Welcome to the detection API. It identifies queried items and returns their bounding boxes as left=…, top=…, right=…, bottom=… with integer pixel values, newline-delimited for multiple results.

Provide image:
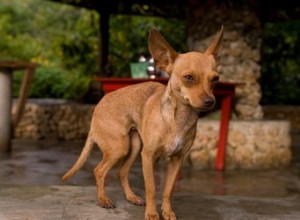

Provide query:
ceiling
left=49, top=0, right=187, bottom=19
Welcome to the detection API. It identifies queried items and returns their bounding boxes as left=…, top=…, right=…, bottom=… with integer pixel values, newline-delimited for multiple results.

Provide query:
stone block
left=187, top=120, right=291, bottom=170
left=12, top=101, right=291, bottom=170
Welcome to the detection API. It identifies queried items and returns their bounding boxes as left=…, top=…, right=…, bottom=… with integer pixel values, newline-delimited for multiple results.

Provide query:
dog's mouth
left=189, top=100, right=215, bottom=112
left=183, top=95, right=215, bottom=112
left=193, top=105, right=214, bottom=112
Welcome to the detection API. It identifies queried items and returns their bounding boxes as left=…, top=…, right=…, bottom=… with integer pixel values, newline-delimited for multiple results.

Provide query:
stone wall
left=13, top=100, right=94, bottom=140
left=263, top=106, right=300, bottom=134
left=12, top=101, right=291, bottom=170
left=186, top=120, right=291, bottom=170
left=187, top=0, right=263, bottom=120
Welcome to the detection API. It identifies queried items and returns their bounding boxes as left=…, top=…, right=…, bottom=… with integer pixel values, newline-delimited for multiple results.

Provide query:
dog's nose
left=203, top=97, right=215, bottom=108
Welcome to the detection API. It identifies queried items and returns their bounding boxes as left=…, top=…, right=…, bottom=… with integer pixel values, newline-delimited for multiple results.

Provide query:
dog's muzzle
left=203, top=97, right=215, bottom=109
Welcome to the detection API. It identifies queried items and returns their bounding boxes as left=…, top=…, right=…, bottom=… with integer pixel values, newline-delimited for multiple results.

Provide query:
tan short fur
left=62, top=27, right=223, bottom=220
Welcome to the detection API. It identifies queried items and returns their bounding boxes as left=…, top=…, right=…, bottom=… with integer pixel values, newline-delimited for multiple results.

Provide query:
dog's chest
left=168, top=135, right=184, bottom=155
left=160, top=106, right=199, bottom=157
left=166, top=125, right=197, bottom=156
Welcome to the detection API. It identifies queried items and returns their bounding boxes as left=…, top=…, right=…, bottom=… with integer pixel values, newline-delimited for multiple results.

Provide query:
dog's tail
left=61, top=132, right=94, bottom=182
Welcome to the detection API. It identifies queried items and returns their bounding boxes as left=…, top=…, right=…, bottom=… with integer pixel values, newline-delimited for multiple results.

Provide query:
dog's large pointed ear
left=205, top=26, right=224, bottom=63
left=148, top=28, right=178, bottom=74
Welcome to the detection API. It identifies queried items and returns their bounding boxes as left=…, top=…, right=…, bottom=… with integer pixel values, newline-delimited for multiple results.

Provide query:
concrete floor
left=1, top=185, right=300, bottom=220
left=0, top=137, right=300, bottom=219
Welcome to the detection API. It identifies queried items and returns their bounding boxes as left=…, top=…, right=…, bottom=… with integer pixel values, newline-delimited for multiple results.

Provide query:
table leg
left=13, top=67, right=35, bottom=128
left=215, top=95, right=232, bottom=171
left=0, top=70, right=12, bottom=153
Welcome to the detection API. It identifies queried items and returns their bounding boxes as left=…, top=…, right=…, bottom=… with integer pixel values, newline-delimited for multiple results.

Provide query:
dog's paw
left=162, top=211, right=177, bottom=220
left=127, top=195, right=146, bottom=206
left=145, top=211, right=159, bottom=220
left=99, top=197, right=116, bottom=209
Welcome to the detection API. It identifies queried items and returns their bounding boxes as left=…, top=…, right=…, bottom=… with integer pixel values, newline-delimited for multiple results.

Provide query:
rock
left=263, top=105, right=300, bottom=135
left=187, top=2, right=263, bottom=120
left=13, top=100, right=94, bottom=140
left=188, top=120, right=291, bottom=170
left=228, top=130, right=246, bottom=149
left=189, top=149, right=210, bottom=168
left=12, top=101, right=292, bottom=170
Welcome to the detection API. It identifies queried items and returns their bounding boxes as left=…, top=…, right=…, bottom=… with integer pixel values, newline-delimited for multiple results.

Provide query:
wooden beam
left=48, top=0, right=186, bottom=19
left=98, top=11, right=110, bottom=76
left=13, top=67, right=36, bottom=128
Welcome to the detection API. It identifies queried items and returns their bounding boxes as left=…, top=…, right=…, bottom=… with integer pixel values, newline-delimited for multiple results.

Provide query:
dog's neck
left=161, top=83, right=199, bottom=128
left=160, top=83, right=199, bottom=156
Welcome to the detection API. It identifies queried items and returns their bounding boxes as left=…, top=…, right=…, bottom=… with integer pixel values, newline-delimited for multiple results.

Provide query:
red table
left=95, top=77, right=236, bottom=171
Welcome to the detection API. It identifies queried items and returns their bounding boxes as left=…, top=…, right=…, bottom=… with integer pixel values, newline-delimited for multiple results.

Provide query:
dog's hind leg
left=94, top=135, right=130, bottom=208
left=119, top=131, right=145, bottom=206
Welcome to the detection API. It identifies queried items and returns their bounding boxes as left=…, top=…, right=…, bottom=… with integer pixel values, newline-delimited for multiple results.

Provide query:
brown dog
left=62, top=27, right=223, bottom=220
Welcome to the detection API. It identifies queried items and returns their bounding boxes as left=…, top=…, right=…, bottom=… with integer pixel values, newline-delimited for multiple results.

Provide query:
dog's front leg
left=141, top=150, right=159, bottom=220
left=161, top=155, right=183, bottom=220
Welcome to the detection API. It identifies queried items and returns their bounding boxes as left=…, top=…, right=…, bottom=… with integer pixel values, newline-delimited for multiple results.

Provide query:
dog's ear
left=148, top=28, right=178, bottom=74
left=205, top=26, right=224, bottom=63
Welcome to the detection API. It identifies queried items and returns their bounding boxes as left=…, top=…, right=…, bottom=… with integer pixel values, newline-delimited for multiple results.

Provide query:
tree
left=0, top=0, right=186, bottom=100
left=261, top=21, right=300, bottom=105
left=0, top=0, right=97, bottom=100
left=109, top=15, right=186, bottom=77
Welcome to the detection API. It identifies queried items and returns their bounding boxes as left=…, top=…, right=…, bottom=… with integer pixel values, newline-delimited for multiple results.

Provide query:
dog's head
left=148, top=27, right=223, bottom=111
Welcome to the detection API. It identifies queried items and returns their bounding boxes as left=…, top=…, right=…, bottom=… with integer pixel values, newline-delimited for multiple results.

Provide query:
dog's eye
left=183, top=75, right=194, bottom=83
left=211, top=76, right=219, bottom=88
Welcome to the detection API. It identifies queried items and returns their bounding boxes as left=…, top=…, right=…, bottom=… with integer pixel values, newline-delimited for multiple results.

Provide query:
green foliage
left=63, top=72, right=91, bottom=100
left=0, top=0, right=40, bottom=60
left=57, top=10, right=99, bottom=76
left=21, top=67, right=67, bottom=99
left=13, top=66, right=91, bottom=100
left=0, top=0, right=186, bottom=99
left=0, top=0, right=97, bottom=100
left=109, top=15, right=186, bottom=77
left=261, top=21, right=300, bottom=105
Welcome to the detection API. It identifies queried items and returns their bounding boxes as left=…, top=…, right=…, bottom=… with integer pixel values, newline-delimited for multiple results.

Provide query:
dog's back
left=92, top=81, right=166, bottom=131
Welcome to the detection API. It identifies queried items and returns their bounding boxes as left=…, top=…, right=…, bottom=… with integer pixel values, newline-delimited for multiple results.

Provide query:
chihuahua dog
left=62, top=27, right=223, bottom=220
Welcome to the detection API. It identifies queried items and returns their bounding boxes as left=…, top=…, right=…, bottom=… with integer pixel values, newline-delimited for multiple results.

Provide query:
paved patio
left=0, top=137, right=300, bottom=219
left=1, top=185, right=300, bottom=220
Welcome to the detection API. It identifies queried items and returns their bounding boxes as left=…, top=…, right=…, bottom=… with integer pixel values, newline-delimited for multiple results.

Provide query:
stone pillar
left=187, top=0, right=263, bottom=119
left=0, top=70, right=12, bottom=153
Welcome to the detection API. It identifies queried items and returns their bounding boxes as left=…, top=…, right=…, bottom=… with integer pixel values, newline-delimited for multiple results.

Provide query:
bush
left=261, top=21, right=300, bottom=105
left=13, top=66, right=91, bottom=101
left=0, top=0, right=96, bottom=101
left=2, top=0, right=186, bottom=100
left=109, top=15, right=186, bottom=77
